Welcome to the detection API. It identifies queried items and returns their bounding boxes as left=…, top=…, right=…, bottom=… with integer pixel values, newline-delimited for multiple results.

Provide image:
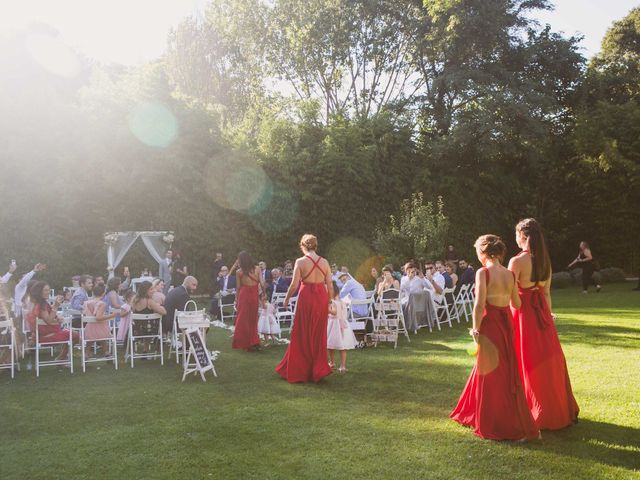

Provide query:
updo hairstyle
left=474, top=234, right=507, bottom=261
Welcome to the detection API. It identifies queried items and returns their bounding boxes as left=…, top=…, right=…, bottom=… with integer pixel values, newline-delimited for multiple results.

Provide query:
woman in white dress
left=327, top=281, right=357, bottom=372
left=258, top=293, right=280, bottom=345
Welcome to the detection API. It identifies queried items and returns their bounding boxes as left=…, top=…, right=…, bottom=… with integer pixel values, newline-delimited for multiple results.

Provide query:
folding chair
left=169, top=299, right=201, bottom=363
left=0, top=318, right=16, bottom=378
left=371, top=289, right=409, bottom=348
left=347, top=296, right=375, bottom=334
left=177, top=310, right=215, bottom=378
left=433, top=293, right=453, bottom=330
left=80, top=315, right=118, bottom=372
left=407, top=291, right=431, bottom=333
left=218, top=294, right=236, bottom=325
left=275, top=296, right=297, bottom=336
left=443, top=287, right=460, bottom=323
left=35, top=319, right=73, bottom=376
left=454, top=284, right=471, bottom=322
left=125, top=313, right=163, bottom=367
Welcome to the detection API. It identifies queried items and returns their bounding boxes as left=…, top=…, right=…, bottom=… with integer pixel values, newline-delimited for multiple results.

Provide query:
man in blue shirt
left=339, top=272, right=368, bottom=316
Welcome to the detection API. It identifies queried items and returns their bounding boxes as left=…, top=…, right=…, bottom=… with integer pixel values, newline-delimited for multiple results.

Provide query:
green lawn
left=1, top=283, right=639, bottom=479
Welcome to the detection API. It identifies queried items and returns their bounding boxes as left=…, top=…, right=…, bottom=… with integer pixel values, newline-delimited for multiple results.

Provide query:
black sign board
left=186, top=329, right=213, bottom=373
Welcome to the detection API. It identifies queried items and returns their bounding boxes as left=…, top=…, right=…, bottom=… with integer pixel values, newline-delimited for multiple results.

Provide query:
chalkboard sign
left=183, top=328, right=216, bottom=381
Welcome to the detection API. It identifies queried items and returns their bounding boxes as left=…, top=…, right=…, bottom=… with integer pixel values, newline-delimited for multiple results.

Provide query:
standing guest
left=269, top=268, right=290, bottom=298
left=258, top=261, right=271, bottom=295
left=171, top=252, right=188, bottom=289
left=445, top=262, right=458, bottom=288
left=14, top=263, right=46, bottom=318
left=131, top=281, right=166, bottom=355
left=231, top=251, right=263, bottom=351
left=71, top=275, right=94, bottom=311
left=331, top=264, right=342, bottom=288
left=376, top=266, right=400, bottom=296
left=28, top=281, right=79, bottom=361
left=159, top=249, right=173, bottom=294
left=119, top=266, right=132, bottom=291
left=164, top=276, right=198, bottom=335
left=82, top=283, right=120, bottom=359
left=276, top=234, right=333, bottom=383
left=510, top=219, right=579, bottom=430
left=436, top=260, right=453, bottom=289
left=327, top=281, right=357, bottom=373
left=445, top=244, right=459, bottom=264
left=450, top=235, right=539, bottom=442
left=338, top=272, right=368, bottom=316
left=567, top=241, right=601, bottom=294
left=211, top=265, right=237, bottom=318
left=457, top=258, right=475, bottom=291
left=211, top=252, right=224, bottom=293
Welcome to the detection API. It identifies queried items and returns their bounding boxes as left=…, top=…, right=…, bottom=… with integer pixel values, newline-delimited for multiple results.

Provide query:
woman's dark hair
left=29, top=281, right=49, bottom=307
left=134, top=281, right=152, bottom=302
left=106, top=276, right=121, bottom=293
left=123, top=289, right=135, bottom=301
left=516, top=218, right=551, bottom=282
left=382, top=265, right=394, bottom=274
left=22, top=279, right=38, bottom=304
left=93, top=283, right=106, bottom=298
left=237, top=251, right=255, bottom=277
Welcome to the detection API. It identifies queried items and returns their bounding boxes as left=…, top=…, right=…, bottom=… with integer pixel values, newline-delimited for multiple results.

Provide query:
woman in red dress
left=276, top=234, right=334, bottom=383
left=509, top=218, right=579, bottom=430
left=451, top=235, right=540, bottom=441
left=231, top=251, right=263, bottom=351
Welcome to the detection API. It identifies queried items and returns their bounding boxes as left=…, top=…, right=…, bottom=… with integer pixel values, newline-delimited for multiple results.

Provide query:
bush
left=551, top=271, right=572, bottom=289
left=598, top=267, right=626, bottom=283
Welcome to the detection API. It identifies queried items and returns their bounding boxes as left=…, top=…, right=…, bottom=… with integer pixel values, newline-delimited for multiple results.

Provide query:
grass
left=1, top=283, right=639, bottom=479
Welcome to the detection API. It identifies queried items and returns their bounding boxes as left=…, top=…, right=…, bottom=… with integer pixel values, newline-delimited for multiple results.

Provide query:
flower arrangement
left=162, top=232, right=175, bottom=245
left=104, top=233, right=119, bottom=246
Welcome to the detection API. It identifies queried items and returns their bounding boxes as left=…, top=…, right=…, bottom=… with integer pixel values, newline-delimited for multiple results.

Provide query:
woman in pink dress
left=82, top=283, right=121, bottom=358
left=231, top=251, right=263, bottom=351
left=276, top=234, right=334, bottom=383
left=450, top=235, right=539, bottom=441
left=509, top=218, right=579, bottom=430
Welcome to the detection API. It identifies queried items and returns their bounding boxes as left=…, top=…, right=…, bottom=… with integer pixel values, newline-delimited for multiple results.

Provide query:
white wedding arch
left=104, top=231, right=174, bottom=279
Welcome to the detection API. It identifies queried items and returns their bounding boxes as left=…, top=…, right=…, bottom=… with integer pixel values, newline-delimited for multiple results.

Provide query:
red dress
left=511, top=251, right=579, bottom=430
left=276, top=256, right=332, bottom=383
left=451, top=268, right=539, bottom=441
left=232, top=272, right=260, bottom=351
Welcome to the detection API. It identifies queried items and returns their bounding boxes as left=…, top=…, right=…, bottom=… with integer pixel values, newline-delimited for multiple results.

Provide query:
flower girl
left=327, top=281, right=357, bottom=372
left=258, top=293, right=280, bottom=345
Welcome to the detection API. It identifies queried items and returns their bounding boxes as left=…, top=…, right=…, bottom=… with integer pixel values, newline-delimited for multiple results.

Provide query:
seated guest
left=71, top=275, right=93, bottom=311
left=370, top=267, right=383, bottom=291
left=210, top=266, right=236, bottom=317
left=436, top=260, right=453, bottom=288
left=28, top=281, right=79, bottom=360
left=338, top=272, right=368, bottom=316
left=131, top=281, right=166, bottom=354
left=376, top=266, right=400, bottom=296
left=164, top=276, right=198, bottom=335
left=445, top=261, right=458, bottom=287
left=0, top=260, right=17, bottom=284
left=400, top=263, right=434, bottom=303
left=82, top=283, right=121, bottom=358
left=269, top=268, right=290, bottom=297
left=116, top=290, right=135, bottom=343
left=13, top=263, right=46, bottom=318
left=151, top=279, right=166, bottom=305
left=457, top=258, right=475, bottom=290
left=426, top=261, right=445, bottom=303
left=104, top=277, right=125, bottom=313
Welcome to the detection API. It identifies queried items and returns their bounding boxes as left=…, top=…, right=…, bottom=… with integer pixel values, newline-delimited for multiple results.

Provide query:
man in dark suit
left=269, top=268, right=291, bottom=298
left=211, top=252, right=224, bottom=295
left=210, top=266, right=237, bottom=319
left=164, top=276, right=198, bottom=334
left=455, top=258, right=475, bottom=295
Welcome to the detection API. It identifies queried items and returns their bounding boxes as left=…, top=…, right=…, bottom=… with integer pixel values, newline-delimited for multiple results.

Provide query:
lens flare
left=327, top=237, right=371, bottom=274
left=250, top=184, right=299, bottom=234
left=25, top=32, right=81, bottom=78
left=128, top=103, right=178, bottom=148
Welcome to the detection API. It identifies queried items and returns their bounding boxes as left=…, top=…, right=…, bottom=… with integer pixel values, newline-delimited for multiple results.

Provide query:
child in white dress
left=258, top=293, right=280, bottom=345
left=327, top=281, right=357, bottom=372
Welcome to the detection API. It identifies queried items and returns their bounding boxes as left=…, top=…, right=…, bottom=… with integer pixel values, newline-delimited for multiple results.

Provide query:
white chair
left=177, top=310, right=215, bottom=380
left=454, top=284, right=471, bottom=322
left=35, top=318, right=73, bottom=376
left=125, top=313, right=163, bottom=367
left=0, top=318, right=16, bottom=378
left=275, top=295, right=297, bottom=336
left=433, top=293, right=453, bottom=330
left=217, top=293, right=236, bottom=325
left=443, top=287, right=460, bottom=323
left=80, top=315, right=118, bottom=372
left=169, top=300, right=202, bottom=363
left=371, top=289, right=409, bottom=348
left=364, top=290, right=376, bottom=299
left=347, top=296, right=375, bottom=333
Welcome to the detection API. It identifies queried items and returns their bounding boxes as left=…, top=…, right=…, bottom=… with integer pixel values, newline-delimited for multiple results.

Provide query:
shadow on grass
left=533, top=419, right=640, bottom=471
left=557, top=321, right=640, bottom=349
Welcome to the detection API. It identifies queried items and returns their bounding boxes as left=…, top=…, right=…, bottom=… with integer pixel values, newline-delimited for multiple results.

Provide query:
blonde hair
left=299, top=234, right=318, bottom=252
left=474, top=234, right=506, bottom=261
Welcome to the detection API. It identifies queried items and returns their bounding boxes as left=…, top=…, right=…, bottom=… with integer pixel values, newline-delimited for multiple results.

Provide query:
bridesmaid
left=509, top=218, right=579, bottom=429
left=276, top=234, right=334, bottom=383
left=451, top=235, right=539, bottom=441
left=231, top=251, right=263, bottom=351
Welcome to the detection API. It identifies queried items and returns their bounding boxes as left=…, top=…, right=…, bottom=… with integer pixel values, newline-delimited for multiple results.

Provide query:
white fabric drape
left=140, top=233, right=169, bottom=268
left=107, top=232, right=140, bottom=279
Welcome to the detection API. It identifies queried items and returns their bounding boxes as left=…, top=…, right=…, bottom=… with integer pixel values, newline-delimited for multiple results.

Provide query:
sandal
left=338, top=366, right=347, bottom=373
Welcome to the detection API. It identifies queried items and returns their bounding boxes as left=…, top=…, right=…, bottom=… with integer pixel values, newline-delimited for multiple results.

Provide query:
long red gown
left=276, top=256, right=332, bottom=383
left=232, top=272, right=260, bottom=351
left=511, top=252, right=579, bottom=430
left=451, top=268, right=540, bottom=441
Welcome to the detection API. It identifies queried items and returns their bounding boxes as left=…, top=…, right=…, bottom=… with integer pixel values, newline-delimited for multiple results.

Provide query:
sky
left=0, top=0, right=638, bottom=65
